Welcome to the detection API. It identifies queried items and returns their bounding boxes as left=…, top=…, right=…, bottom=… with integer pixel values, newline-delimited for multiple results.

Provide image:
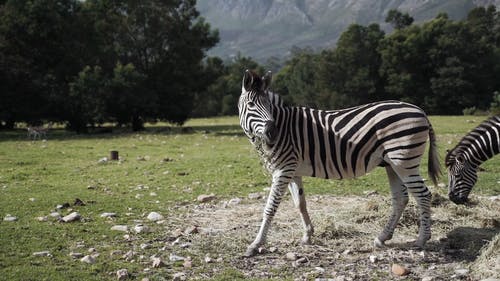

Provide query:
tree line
left=1, top=2, right=499, bottom=132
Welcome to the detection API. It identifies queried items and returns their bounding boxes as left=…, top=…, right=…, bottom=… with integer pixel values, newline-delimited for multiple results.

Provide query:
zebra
left=445, top=115, right=500, bottom=204
left=238, top=70, right=441, bottom=257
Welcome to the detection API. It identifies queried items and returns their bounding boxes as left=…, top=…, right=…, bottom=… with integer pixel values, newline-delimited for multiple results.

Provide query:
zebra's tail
left=428, top=123, right=442, bottom=186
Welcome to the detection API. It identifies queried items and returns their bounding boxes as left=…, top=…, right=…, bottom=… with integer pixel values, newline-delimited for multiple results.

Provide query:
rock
left=152, top=257, right=165, bottom=268
left=56, top=203, right=70, bottom=209
left=295, top=257, right=308, bottom=264
left=369, top=255, right=377, bottom=263
left=140, top=243, right=151, bottom=250
left=33, top=251, right=52, bottom=257
left=88, top=248, right=97, bottom=253
left=422, top=276, right=435, bottom=281
left=171, top=228, right=183, bottom=238
left=391, top=263, right=410, bottom=276
left=204, top=255, right=213, bottom=263
left=36, top=216, right=48, bottom=222
left=172, top=272, right=187, bottom=281
left=285, top=252, right=298, bottom=261
left=248, top=192, right=262, bottom=200
left=69, top=252, right=84, bottom=259
left=134, top=224, right=149, bottom=233
left=62, top=212, right=81, bottom=222
left=169, top=253, right=185, bottom=262
left=183, top=259, right=192, bottom=268
left=184, top=225, right=198, bottom=235
left=146, top=212, right=164, bottom=221
left=455, top=269, right=469, bottom=276
left=111, top=225, right=128, bottom=232
left=49, top=212, right=61, bottom=218
left=123, top=250, right=135, bottom=261
left=228, top=198, right=241, bottom=206
left=197, top=193, right=216, bottom=203
left=80, top=255, right=96, bottom=264
left=116, top=269, right=128, bottom=280
left=74, top=198, right=86, bottom=206
left=3, top=215, right=17, bottom=222
left=98, top=157, right=108, bottom=164
left=100, top=212, right=117, bottom=218
left=269, top=246, right=278, bottom=253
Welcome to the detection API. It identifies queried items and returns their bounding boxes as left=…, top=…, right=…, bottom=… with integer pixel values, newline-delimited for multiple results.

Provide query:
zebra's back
left=291, top=101, right=430, bottom=179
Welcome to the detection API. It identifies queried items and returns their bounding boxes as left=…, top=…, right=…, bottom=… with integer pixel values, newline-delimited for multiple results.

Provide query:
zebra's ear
left=242, top=69, right=253, bottom=92
left=262, top=71, right=272, bottom=91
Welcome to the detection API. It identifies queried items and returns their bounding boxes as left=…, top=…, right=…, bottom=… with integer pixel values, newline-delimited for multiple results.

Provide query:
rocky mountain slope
left=197, top=0, right=500, bottom=61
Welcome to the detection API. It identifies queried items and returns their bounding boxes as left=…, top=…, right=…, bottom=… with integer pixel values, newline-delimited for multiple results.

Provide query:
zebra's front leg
left=244, top=171, right=291, bottom=257
left=288, top=176, right=314, bottom=245
left=375, top=166, right=409, bottom=247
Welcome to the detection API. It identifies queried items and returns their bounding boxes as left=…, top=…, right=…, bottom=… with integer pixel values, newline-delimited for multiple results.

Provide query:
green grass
left=0, top=115, right=499, bottom=280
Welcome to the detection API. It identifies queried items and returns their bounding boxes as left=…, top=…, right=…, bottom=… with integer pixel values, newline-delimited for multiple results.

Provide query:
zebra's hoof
left=243, top=246, right=258, bottom=257
left=374, top=238, right=385, bottom=248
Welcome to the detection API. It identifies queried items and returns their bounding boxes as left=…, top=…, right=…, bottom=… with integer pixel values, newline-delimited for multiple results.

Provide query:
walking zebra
left=238, top=70, right=441, bottom=257
left=445, top=115, right=500, bottom=204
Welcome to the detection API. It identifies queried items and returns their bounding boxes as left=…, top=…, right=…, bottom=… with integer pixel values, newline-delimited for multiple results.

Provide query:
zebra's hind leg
left=375, top=166, right=409, bottom=248
left=288, top=176, right=314, bottom=245
left=244, top=171, right=292, bottom=257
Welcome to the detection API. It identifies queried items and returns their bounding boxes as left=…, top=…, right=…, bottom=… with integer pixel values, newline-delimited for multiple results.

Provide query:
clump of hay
left=471, top=233, right=500, bottom=279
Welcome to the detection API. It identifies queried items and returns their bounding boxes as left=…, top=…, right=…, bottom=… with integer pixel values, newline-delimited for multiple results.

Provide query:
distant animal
left=27, top=124, right=51, bottom=140
left=445, top=115, right=500, bottom=204
left=238, top=70, right=441, bottom=257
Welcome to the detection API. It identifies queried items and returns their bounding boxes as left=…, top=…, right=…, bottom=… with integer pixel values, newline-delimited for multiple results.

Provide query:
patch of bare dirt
left=156, top=192, right=499, bottom=280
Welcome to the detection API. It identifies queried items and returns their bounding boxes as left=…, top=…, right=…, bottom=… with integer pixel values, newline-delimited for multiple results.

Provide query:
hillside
left=197, top=0, right=500, bottom=62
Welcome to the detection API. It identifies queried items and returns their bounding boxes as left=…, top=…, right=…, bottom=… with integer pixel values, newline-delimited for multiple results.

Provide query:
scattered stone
left=36, top=216, right=48, bottom=222
left=56, top=203, right=70, bottom=210
left=489, top=195, right=500, bottom=201
left=183, top=259, right=192, bottom=268
left=269, top=246, right=278, bottom=253
left=100, top=212, right=117, bottom=218
left=152, top=257, right=165, bottom=268
left=111, top=225, right=128, bottom=232
left=134, top=224, right=149, bottom=233
left=169, top=253, right=185, bottom=262
left=422, top=276, right=435, bottom=281
left=146, top=212, right=164, bottom=222
left=116, top=269, right=128, bottom=280
left=369, top=255, right=377, bottom=263
left=172, top=272, right=187, bottom=281
left=49, top=212, right=61, bottom=218
left=62, top=212, right=81, bottom=222
left=391, top=263, right=410, bottom=276
left=141, top=278, right=150, bottom=281
left=197, top=193, right=216, bottom=203
left=29, top=198, right=36, bottom=202
left=88, top=248, right=97, bottom=253
left=204, top=255, right=213, bottom=263
left=110, top=250, right=123, bottom=256
left=33, top=251, right=51, bottom=257
left=80, top=255, right=96, bottom=264
left=70, top=252, right=84, bottom=259
left=140, top=243, right=151, bottom=250
left=227, top=198, right=241, bottom=206
left=184, top=225, right=198, bottom=235
left=87, top=185, right=97, bottom=190
left=363, top=190, right=378, bottom=196
left=3, top=215, right=17, bottom=222
left=285, top=252, right=298, bottom=261
left=454, top=268, right=469, bottom=276
left=123, top=250, right=135, bottom=261
left=257, top=247, right=267, bottom=254
left=248, top=192, right=262, bottom=200
left=98, top=157, right=108, bottom=164
left=74, top=198, right=85, bottom=206
left=171, top=228, right=183, bottom=238
left=315, top=267, right=326, bottom=274
left=295, top=257, right=308, bottom=264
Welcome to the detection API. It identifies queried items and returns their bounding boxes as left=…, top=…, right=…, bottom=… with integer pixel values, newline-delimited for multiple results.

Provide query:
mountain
left=197, top=0, right=500, bottom=62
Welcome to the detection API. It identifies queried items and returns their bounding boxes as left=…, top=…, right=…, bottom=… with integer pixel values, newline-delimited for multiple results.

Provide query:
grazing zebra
left=445, top=116, right=500, bottom=204
left=238, top=70, right=441, bottom=257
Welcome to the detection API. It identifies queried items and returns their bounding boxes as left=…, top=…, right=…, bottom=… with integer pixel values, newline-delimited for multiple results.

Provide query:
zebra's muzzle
left=449, top=193, right=468, bottom=205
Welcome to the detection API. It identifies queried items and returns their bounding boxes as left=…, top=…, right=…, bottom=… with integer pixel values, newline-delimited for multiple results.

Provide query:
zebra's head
left=238, top=70, right=278, bottom=145
left=445, top=150, right=477, bottom=204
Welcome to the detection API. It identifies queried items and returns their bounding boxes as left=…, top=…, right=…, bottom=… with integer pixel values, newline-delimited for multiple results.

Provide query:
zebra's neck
left=452, top=116, right=500, bottom=167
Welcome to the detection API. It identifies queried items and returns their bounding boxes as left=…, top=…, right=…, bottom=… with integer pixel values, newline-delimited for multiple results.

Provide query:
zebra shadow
left=432, top=226, right=499, bottom=262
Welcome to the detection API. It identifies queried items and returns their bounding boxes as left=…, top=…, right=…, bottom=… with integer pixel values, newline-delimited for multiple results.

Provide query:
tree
left=318, top=24, right=385, bottom=108
left=385, top=9, right=414, bottom=30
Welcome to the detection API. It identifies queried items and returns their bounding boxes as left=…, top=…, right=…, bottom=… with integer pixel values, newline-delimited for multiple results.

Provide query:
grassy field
left=0, top=115, right=499, bottom=280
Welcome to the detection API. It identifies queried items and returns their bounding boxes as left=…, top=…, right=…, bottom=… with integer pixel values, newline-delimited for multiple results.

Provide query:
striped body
left=445, top=115, right=500, bottom=204
left=238, top=70, right=440, bottom=256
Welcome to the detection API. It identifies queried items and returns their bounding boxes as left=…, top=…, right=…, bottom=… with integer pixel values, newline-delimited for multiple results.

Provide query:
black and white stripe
left=238, top=70, right=441, bottom=257
left=445, top=115, right=500, bottom=204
